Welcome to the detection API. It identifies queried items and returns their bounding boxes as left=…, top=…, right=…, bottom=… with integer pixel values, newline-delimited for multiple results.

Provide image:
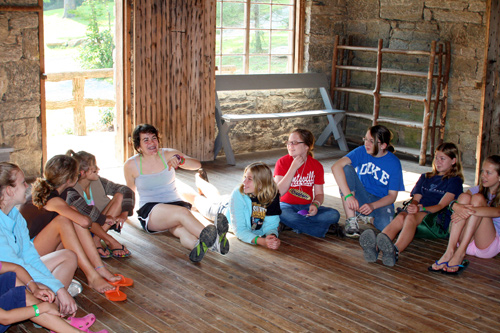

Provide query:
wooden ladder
left=331, top=35, right=451, bottom=165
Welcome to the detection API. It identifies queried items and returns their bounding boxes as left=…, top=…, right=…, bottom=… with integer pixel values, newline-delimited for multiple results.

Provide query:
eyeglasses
left=285, top=141, right=305, bottom=146
left=362, top=137, right=379, bottom=145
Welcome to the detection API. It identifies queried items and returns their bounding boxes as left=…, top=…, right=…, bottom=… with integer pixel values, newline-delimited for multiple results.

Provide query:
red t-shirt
left=274, top=155, right=325, bottom=205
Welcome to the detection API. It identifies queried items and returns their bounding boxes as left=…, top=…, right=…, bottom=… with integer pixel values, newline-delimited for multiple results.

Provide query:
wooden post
left=73, top=77, right=86, bottom=136
left=330, top=35, right=340, bottom=103
left=430, top=43, right=444, bottom=158
left=419, top=41, right=437, bottom=165
left=372, top=39, right=383, bottom=126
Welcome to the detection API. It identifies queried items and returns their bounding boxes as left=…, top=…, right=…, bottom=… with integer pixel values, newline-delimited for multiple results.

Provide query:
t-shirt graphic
left=251, top=203, right=267, bottom=230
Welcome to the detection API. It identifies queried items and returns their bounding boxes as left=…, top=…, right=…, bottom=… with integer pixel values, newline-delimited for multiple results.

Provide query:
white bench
left=214, top=73, right=349, bottom=165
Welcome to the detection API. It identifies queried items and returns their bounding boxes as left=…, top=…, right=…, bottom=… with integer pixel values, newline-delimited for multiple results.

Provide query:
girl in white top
left=124, top=124, right=227, bottom=262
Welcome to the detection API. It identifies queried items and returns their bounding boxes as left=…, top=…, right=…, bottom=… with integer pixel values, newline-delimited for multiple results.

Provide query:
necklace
left=288, top=156, right=312, bottom=201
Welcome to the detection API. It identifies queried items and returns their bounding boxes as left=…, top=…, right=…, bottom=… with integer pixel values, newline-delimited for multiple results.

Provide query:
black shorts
left=137, top=201, right=192, bottom=233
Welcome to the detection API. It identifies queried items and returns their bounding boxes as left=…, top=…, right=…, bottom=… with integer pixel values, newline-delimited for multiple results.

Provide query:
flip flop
left=105, top=286, right=127, bottom=302
left=442, top=259, right=469, bottom=275
left=428, top=260, right=448, bottom=273
left=67, top=313, right=96, bottom=330
left=108, top=245, right=131, bottom=258
left=109, top=274, right=134, bottom=287
left=97, top=247, right=112, bottom=259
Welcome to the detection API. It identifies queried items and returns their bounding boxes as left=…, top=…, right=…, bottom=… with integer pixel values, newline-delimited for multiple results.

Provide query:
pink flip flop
left=50, top=313, right=96, bottom=333
left=108, top=274, right=134, bottom=287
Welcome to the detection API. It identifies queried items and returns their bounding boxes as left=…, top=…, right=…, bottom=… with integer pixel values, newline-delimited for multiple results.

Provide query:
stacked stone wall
left=306, top=0, right=487, bottom=167
left=0, top=2, right=42, bottom=177
left=217, top=88, right=330, bottom=152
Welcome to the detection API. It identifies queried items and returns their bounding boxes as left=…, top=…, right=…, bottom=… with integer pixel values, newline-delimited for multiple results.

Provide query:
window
left=216, top=0, right=298, bottom=74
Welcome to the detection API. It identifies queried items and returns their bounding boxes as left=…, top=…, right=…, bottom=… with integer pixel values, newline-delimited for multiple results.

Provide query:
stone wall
left=0, top=2, right=42, bottom=177
left=306, top=0, right=488, bottom=167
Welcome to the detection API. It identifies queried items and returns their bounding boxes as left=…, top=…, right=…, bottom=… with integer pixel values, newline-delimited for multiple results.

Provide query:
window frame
left=215, top=0, right=304, bottom=75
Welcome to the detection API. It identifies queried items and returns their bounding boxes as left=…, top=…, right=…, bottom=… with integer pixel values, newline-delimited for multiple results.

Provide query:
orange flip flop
left=109, top=274, right=134, bottom=287
left=105, top=286, right=127, bottom=302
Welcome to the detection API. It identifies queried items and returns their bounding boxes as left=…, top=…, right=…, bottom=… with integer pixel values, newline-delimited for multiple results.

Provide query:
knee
left=53, top=216, right=73, bottom=228
left=470, top=193, right=487, bottom=206
left=111, top=192, right=124, bottom=204
left=457, top=193, right=472, bottom=204
left=60, top=249, right=78, bottom=269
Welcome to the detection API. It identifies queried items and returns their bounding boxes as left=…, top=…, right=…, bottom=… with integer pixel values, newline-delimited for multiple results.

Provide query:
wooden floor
left=9, top=147, right=500, bottom=333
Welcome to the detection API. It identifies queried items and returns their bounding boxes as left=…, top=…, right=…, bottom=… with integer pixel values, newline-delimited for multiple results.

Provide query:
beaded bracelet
left=448, top=200, right=457, bottom=213
left=344, top=193, right=353, bottom=201
left=173, top=154, right=186, bottom=165
left=26, top=279, right=35, bottom=292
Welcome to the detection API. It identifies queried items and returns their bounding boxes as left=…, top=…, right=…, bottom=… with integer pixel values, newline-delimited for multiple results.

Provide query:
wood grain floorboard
left=8, top=147, right=499, bottom=333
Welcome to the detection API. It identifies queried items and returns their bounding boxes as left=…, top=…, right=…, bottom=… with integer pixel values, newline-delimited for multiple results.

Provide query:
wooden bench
left=214, top=73, right=349, bottom=165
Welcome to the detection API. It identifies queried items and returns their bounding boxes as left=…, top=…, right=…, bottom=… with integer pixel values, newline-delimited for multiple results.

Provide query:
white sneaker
left=68, top=279, right=82, bottom=297
left=344, top=217, right=360, bottom=238
left=357, top=214, right=374, bottom=225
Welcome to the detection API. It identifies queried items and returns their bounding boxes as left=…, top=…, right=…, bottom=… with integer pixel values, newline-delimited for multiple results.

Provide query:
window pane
left=222, top=56, right=244, bottom=74
left=272, top=0, right=293, bottom=4
left=250, top=30, right=270, bottom=54
left=221, top=29, right=246, bottom=54
left=270, top=55, right=290, bottom=73
left=222, top=2, right=245, bottom=28
left=252, top=0, right=270, bottom=3
left=216, top=3, right=221, bottom=27
left=215, top=56, right=221, bottom=74
left=249, top=56, right=269, bottom=73
left=271, top=5, right=291, bottom=29
left=215, top=29, right=222, bottom=54
left=271, top=30, right=292, bottom=54
left=250, top=4, right=270, bottom=29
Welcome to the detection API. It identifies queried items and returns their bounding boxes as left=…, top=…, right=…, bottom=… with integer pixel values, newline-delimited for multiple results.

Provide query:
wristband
left=312, top=202, right=320, bottom=209
left=32, top=304, right=40, bottom=317
left=26, top=279, right=35, bottom=292
left=448, top=200, right=457, bottom=212
left=419, top=206, right=427, bottom=212
left=173, top=154, right=185, bottom=165
left=344, top=193, right=353, bottom=201
left=253, top=236, right=259, bottom=245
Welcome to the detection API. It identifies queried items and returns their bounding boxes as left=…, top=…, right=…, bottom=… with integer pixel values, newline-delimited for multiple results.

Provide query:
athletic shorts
left=137, top=201, right=192, bottom=233
left=466, top=233, right=500, bottom=259
left=0, top=272, right=27, bottom=333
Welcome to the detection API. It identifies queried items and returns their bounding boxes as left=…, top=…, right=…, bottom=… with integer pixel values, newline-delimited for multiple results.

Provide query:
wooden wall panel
left=477, top=0, right=500, bottom=180
left=132, top=0, right=215, bottom=161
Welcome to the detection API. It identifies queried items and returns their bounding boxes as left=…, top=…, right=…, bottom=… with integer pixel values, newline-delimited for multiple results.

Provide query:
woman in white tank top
left=124, top=124, right=229, bottom=262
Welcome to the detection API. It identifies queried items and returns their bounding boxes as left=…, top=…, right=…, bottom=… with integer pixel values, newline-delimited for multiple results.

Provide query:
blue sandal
left=442, top=260, right=469, bottom=275
left=428, top=260, right=447, bottom=273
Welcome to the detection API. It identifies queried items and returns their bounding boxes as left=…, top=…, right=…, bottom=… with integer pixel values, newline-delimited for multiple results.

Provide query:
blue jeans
left=279, top=202, right=340, bottom=238
left=343, top=164, right=394, bottom=231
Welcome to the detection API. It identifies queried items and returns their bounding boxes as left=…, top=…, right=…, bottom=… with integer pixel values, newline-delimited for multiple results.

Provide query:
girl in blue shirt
left=332, top=125, right=405, bottom=238
left=361, top=143, right=464, bottom=267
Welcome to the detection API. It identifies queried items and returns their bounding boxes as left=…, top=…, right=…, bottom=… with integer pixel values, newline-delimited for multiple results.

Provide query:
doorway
left=43, top=0, right=123, bottom=178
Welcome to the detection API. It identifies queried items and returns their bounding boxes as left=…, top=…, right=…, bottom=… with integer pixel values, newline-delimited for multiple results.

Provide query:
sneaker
left=213, top=213, right=229, bottom=255
left=344, top=217, right=360, bottom=238
left=189, top=225, right=217, bottom=262
left=68, top=279, right=83, bottom=297
left=359, top=229, right=378, bottom=262
left=327, top=223, right=345, bottom=238
left=357, top=214, right=374, bottom=225
left=376, top=232, right=399, bottom=267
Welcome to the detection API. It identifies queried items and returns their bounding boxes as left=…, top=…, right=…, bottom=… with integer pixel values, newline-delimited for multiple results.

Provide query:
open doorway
left=43, top=0, right=123, bottom=179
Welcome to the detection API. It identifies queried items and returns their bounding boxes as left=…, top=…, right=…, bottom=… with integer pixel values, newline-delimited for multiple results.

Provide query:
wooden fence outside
left=43, top=68, right=115, bottom=136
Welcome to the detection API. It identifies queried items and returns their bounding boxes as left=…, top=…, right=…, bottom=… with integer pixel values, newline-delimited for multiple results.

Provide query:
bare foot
left=88, top=275, right=114, bottom=293
left=96, top=266, right=121, bottom=283
left=431, top=252, right=454, bottom=271
left=105, top=238, right=131, bottom=257
left=443, top=254, right=465, bottom=273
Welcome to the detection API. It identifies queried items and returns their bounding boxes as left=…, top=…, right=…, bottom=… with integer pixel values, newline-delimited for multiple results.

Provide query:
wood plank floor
left=9, top=147, right=500, bottom=333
